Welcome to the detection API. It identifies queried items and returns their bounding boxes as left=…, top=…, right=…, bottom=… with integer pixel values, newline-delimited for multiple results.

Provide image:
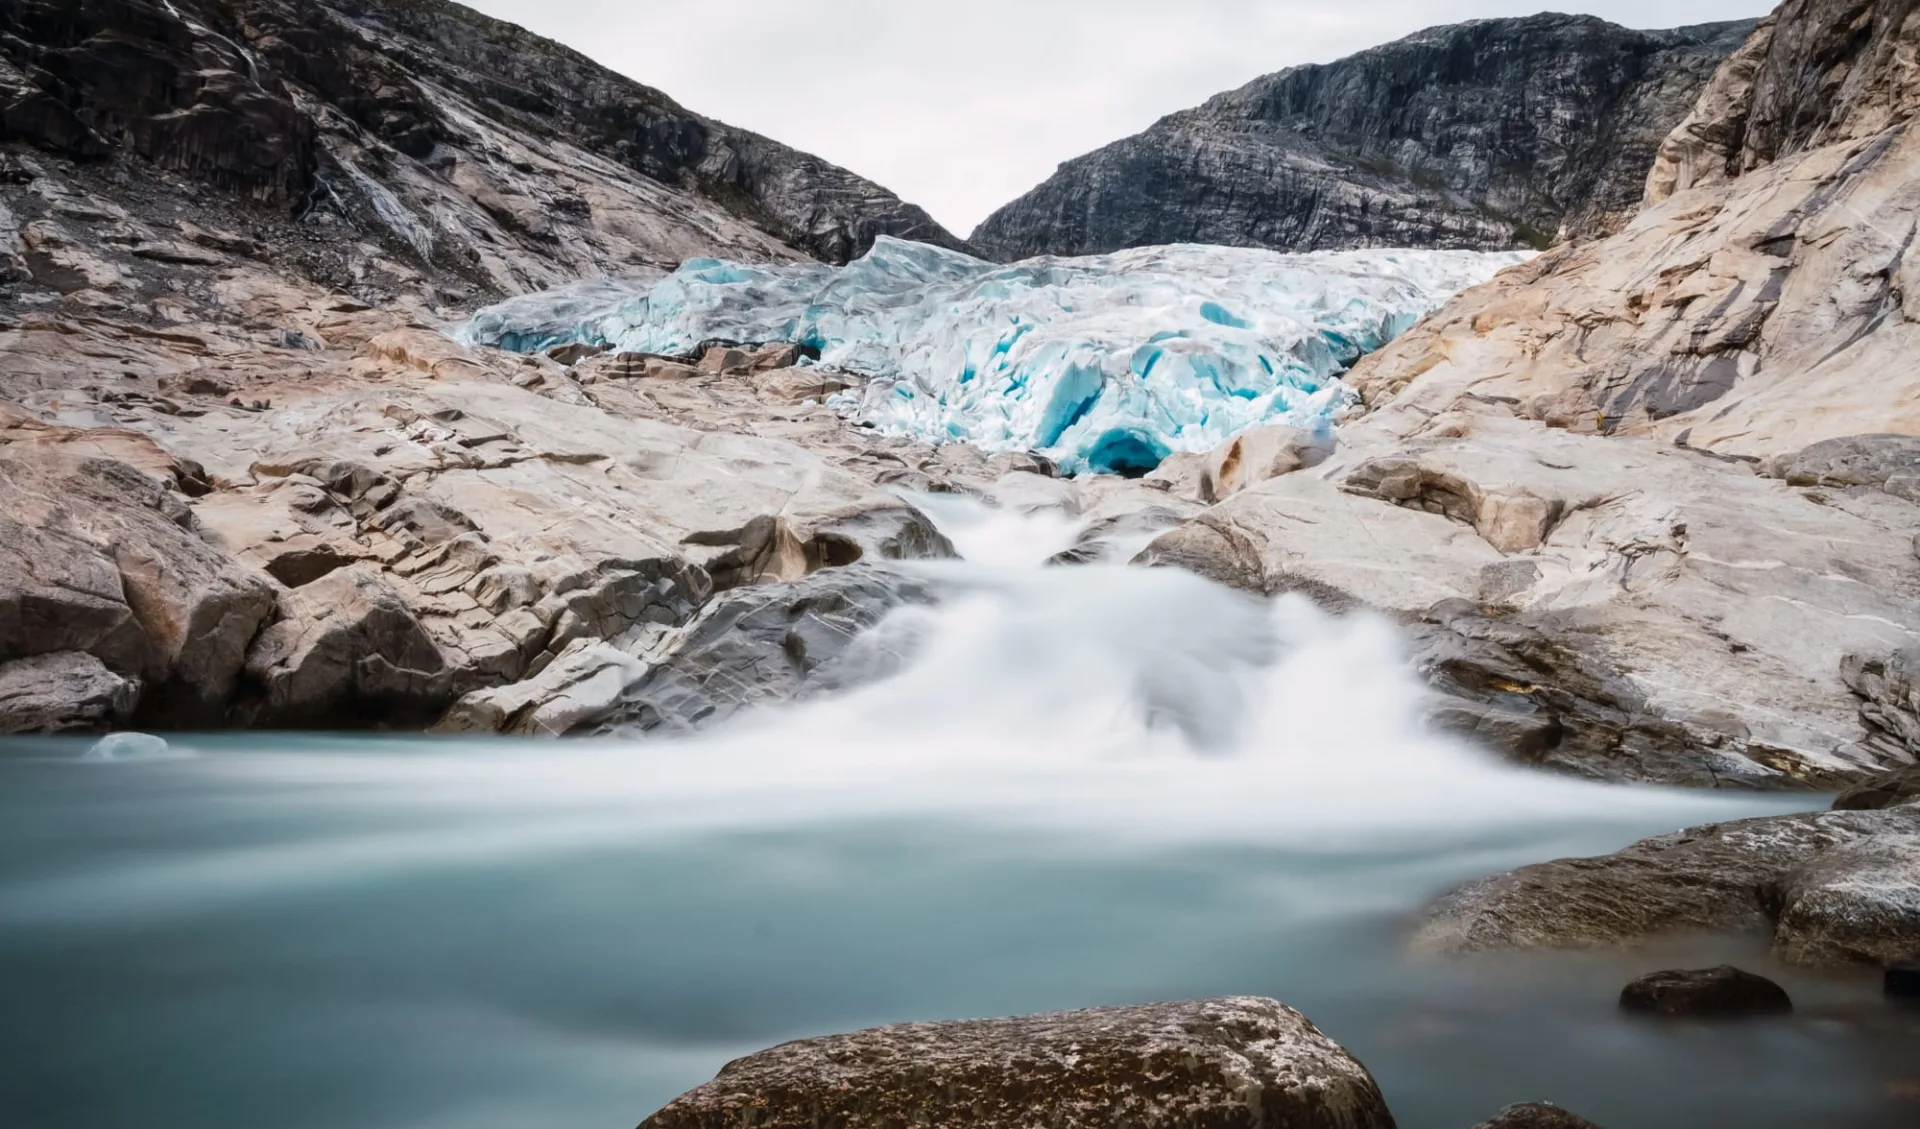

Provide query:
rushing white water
left=1, top=500, right=1900, bottom=1129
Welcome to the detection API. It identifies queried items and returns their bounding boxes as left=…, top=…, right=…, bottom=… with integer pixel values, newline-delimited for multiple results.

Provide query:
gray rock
left=1772, top=434, right=1920, bottom=502
left=436, top=640, right=646, bottom=737
left=1834, top=765, right=1920, bottom=811
left=971, top=15, right=1754, bottom=260
left=1414, top=806, right=1920, bottom=969
left=1471, top=1103, right=1606, bottom=1129
left=1618, top=966, right=1793, bottom=1017
left=602, top=565, right=937, bottom=737
left=1841, top=648, right=1920, bottom=760
left=1773, top=835, right=1920, bottom=968
left=0, top=652, right=140, bottom=735
left=639, top=997, right=1397, bottom=1129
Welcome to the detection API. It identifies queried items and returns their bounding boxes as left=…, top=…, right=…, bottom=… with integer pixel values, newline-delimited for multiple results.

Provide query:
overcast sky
left=464, top=1, right=1764, bottom=237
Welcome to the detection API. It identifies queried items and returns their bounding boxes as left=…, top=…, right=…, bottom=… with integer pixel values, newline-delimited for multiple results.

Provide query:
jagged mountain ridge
left=0, top=0, right=959, bottom=304
left=970, top=13, right=1758, bottom=261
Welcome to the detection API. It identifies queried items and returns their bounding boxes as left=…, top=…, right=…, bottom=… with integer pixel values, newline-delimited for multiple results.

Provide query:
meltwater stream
left=1, top=500, right=1913, bottom=1129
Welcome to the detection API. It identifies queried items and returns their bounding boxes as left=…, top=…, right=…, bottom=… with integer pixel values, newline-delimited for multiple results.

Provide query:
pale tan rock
left=1199, top=424, right=1333, bottom=503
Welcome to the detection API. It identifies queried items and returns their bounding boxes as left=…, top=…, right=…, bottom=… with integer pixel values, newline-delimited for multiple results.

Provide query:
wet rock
left=0, top=652, right=140, bottom=735
left=1835, top=765, right=1920, bottom=811
left=603, top=565, right=936, bottom=737
left=436, top=639, right=645, bottom=737
left=1772, top=835, right=1920, bottom=968
left=639, top=997, right=1397, bottom=1129
left=1414, top=806, right=1920, bottom=968
left=1889, top=965, right=1920, bottom=1000
left=1618, top=967, right=1793, bottom=1017
left=1471, top=1103, right=1606, bottom=1129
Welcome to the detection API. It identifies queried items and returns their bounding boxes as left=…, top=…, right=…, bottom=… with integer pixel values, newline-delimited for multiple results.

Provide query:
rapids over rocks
left=0, top=500, right=1910, bottom=1129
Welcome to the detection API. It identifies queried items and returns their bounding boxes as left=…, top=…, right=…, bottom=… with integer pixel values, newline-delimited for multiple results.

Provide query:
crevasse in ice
left=454, top=237, right=1528, bottom=475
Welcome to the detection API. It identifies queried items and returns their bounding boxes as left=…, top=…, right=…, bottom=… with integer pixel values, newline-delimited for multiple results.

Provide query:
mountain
left=969, top=14, right=1756, bottom=260
left=0, top=0, right=959, bottom=306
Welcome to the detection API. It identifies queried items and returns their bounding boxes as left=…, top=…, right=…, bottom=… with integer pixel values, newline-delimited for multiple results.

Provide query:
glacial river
left=1, top=503, right=1913, bottom=1129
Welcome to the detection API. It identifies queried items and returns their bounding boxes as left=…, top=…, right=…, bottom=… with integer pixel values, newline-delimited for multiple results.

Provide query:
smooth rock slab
left=639, top=997, right=1397, bottom=1129
left=1618, top=967, right=1793, bottom=1017
left=0, top=652, right=139, bottom=734
left=1471, top=1103, right=1605, bottom=1129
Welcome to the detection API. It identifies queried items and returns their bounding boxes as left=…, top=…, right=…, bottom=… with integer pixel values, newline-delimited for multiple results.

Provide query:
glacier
left=455, top=238, right=1527, bottom=475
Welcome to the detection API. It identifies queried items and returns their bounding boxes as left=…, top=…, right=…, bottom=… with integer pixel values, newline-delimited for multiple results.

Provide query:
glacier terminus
left=458, top=238, right=1528, bottom=475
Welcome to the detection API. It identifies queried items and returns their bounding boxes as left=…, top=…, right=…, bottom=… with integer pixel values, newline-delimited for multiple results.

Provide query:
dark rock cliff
left=970, top=14, right=1758, bottom=261
left=0, top=0, right=958, bottom=300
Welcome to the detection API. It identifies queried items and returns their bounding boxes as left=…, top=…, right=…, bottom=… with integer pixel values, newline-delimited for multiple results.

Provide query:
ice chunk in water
left=454, top=238, right=1527, bottom=474
left=84, top=733, right=174, bottom=762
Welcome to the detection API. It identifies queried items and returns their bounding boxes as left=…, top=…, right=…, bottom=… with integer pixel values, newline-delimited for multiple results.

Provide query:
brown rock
left=1835, top=765, right=1920, bottom=811
left=1471, top=1103, right=1605, bottom=1129
left=240, top=566, right=452, bottom=728
left=639, top=997, right=1397, bottom=1129
left=0, top=652, right=141, bottom=735
left=1618, top=966, right=1793, bottom=1017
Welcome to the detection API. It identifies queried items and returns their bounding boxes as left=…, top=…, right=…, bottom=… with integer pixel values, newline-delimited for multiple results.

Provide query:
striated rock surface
left=1415, top=804, right=1920, bottom=968
left=971, top=15, right=1754, bottom=260
left=639, top=997, right=1397, bottom=1129
left=1342, top=1, right=1920, bottom=463
left=0, top=0, right=955, bottom=313
left=0, top=652, right=141, bottom=735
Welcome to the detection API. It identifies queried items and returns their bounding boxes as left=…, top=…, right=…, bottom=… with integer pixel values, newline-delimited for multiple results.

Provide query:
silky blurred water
left=1, top=500, right=1913, bottom=1129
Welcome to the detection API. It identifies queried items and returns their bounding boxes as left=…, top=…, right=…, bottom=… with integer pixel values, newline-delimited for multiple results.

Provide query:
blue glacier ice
left=454, top=238, right=1528, bottom=475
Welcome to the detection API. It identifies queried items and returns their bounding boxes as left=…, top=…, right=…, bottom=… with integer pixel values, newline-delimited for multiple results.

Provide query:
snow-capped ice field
left=457, top=238, right=1528, bottom=474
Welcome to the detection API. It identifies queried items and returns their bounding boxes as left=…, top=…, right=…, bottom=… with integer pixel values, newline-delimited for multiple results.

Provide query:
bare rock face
left=1471, top=1103, right=1606, bottom=1129
left=971, top=15, right=1754, bottom=260
left=237, top=565, right=452, bottom=729
left=0, top=652, right=140, bottom=735
left=0, top=449, right=276, bottom=728
left=639, top=997, right=1398, bottom=1129
left=1140, top=405, right=1920, bottom=788
left=1345, top=2, right=1920, bottom=463
left=1618, top=967, right=1793, bottom=1017
left=0, top=0, right=955, bottom=312
left=1414, top=805, right=1920, bottom=968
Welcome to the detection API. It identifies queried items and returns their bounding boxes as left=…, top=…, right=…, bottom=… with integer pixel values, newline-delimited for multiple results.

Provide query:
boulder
left=0, top=452, right=276, bottom=727
left=1414, top=806, right=1920, bottom=968
left=639, top=997, right=1397, bottom=1129
left=435, top=639, right=645, bottom=737
left=0, top=652, right=140, bottom=734
left=1772, top=434, right=1920, bottom=502
left=1842, top=647, right=1920, bottom=759
left=1618, top=967, right=1793, bottom=1017
left=1834, top=765, right=1920, bottom=811
left=1471, top=1104, right=1605, bottom=1129
left=602, top=565, right=936, bottom=736
left=1772, top=835, right=1920, bottom=967
left=1200, top=425, right=1333, bottom=503
left=239, top=566, right=452, bottom=728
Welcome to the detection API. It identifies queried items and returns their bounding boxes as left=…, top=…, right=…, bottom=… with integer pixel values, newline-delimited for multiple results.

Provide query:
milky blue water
left=1, top=516, right=1913, bottom=1129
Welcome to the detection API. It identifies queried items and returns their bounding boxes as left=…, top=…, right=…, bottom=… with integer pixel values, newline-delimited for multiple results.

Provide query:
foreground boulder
left=1471, top=1104, right=1605, bottom=1129
left=640, top=997, right=1397, bottom=1129
left=1415, top=806, right=1920, bottom=968
left=1618, top=967, right=1792, bottom=1017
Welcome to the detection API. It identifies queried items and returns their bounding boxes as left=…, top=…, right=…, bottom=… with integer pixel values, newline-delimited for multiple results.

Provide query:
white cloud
left=461, top=0, right=1766, bottom=236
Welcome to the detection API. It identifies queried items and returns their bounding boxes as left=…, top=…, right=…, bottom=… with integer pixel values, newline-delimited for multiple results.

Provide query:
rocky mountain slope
left=0, top=0, right=957, bottom=312
left=970, top=15, right=1755, bottom=260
